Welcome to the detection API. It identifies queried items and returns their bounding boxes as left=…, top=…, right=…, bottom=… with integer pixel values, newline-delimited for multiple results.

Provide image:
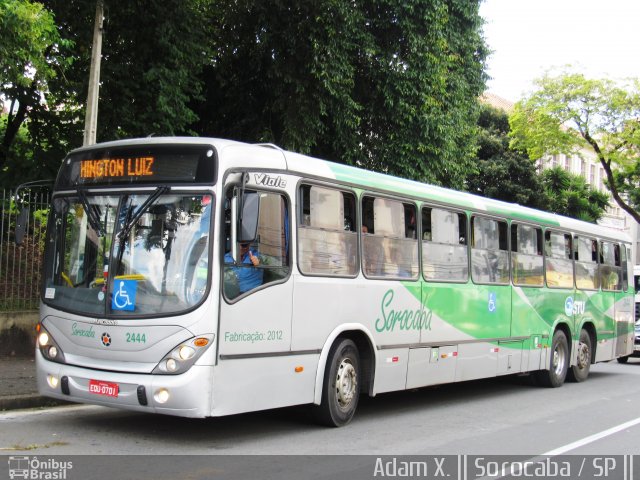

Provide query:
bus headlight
left=152, top=334, right=214, bottom=375
left=36, top=324, right=65, bottom=364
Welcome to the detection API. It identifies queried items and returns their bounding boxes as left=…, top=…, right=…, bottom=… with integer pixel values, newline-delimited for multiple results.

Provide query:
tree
left=539, top=167, right=610, bottom=223
left=509, top=70, right=640, bottom=223
left=0, top=0, right=70, bottom=177
left=0, top=0, right=213, bottom=185
left=194, top=0, right=488, bottom=189
left=45, top=0, right=210, bottom=140
left=467, top=104, right=544, bottom=208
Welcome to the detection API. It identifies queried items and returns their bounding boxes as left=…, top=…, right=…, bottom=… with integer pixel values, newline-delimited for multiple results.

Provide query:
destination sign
left=80, top=156, right=155, bottom=180
left=55, top=144, right=217, bottom=188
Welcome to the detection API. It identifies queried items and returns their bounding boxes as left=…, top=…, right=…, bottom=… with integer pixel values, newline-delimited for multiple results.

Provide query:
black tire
left=535, top=329, right=569, bottom=388
left=617, top=355, right=629, bottom=364
left=314, top=338, right=360, bottom=427
left=567, top=329, right=592, bottom=382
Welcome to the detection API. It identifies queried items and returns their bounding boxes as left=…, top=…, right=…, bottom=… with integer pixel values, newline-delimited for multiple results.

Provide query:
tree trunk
left=584, top=132, right=640, bottom=224
left=0, top=80, right=39, bottom=172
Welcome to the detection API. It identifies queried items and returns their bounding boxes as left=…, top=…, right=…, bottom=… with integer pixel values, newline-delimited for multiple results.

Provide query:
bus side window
left=511, top=223, right=543, bottom=287
left=223, top=190, right=290, bottom=300
left=544, top=231, right=573, bottom=288
left=297, top=185, right=357, bottom=276
left=422, top=206, right=468, bottom=282
left=600, top=241, right=622, bottom=291
left=470, top=215, right=509, bottom=284
left=574, top=236, right=599, bottom=290
left=362, top=196, right=418, bottom=279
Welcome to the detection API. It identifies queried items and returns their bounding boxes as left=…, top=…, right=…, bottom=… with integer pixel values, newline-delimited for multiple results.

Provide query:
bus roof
left=67, top=137, right=632, bottom=244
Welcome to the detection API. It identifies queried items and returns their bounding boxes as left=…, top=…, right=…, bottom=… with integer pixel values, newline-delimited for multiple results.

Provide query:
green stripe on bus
left=329, top=163, right=475, bottom=208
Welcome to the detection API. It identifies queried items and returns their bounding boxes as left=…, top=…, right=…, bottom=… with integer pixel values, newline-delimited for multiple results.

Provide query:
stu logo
left=565, top=296, right=585, bottom=316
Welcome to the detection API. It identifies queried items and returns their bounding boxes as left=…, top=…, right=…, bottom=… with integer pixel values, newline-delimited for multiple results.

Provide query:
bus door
left=575, top=236, right=604, bottom=360
left=218, top=181, right=292, bottom=356
left=215, top=178, right=296, bottom=415
left=510, top=223, right=545, bottom=374
left=596, top=240, right=629, bottom=359
left=610, top=243, right=633, bottom=357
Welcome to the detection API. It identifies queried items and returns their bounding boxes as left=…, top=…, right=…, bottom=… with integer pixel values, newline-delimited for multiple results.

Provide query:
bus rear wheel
left=535, top=329, right=568, bottom=388
left=314, top=338, right=360, bottom=427
left=567, top=329, right=591, bottom=382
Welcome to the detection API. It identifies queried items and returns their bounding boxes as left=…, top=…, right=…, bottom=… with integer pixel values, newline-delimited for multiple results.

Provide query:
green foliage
left=2, top=0, right=488, bottom=191
left=0, top=0, right=60, bottom=89
left=540, top=167, right=609, bottom=223
left=45, top=0, right=210, bottom=140
left=195, top=0, right=488, bottom=189
left=467, top=104, right=544, bottom=208
left=509, top=69, right=640, bottom=223
left=0, top=0, right=72, bottom=182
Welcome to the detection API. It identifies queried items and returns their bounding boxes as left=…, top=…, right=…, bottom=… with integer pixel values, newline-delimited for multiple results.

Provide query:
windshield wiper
left=114, top=186, right=170, bottom=274
left=117, top=186, right=170, bottom=242
left=78, top=188, right=104, bottom=237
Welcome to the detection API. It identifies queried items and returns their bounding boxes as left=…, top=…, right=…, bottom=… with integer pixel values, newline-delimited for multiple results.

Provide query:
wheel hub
left=335, top=359, right=357, bottom=408
left=576, top=342, right=589, bottom=369
left=553, top=344, right=566, bottom=376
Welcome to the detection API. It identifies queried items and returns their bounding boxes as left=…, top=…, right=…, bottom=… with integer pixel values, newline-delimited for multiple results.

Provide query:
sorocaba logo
left=101, top=333, right=112, bottom=346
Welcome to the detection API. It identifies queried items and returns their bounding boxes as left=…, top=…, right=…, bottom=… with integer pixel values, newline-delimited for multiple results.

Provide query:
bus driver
left=224, top=242, right=264, bottom=295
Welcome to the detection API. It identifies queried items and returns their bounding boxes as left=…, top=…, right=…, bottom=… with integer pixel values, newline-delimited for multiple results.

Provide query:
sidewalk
left=0, top=354, right=68, bottom=411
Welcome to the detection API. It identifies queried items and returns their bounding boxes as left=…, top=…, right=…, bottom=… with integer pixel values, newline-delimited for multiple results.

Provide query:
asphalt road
left=1, top=359, right=640, bottom=458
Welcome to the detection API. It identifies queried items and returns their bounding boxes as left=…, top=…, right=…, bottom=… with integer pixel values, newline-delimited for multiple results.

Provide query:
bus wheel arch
left=312, top=327, right=376, bottom=427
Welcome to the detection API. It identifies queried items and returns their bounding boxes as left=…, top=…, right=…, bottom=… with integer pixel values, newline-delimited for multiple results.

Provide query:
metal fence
left=0, top=188, right=50, bottom=311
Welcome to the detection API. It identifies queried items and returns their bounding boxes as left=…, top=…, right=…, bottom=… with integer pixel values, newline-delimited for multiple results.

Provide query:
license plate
left=88, top=379, right=119, bottom=397
left=634, top=345, right=640, bottom=352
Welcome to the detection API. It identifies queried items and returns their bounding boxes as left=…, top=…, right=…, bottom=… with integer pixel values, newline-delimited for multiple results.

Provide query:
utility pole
left=83, top=0, right=104, bottom=146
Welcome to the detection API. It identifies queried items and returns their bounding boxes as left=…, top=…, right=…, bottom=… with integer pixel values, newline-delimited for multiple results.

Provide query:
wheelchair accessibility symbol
left=488, top=292, right=497, bottom=313
left=112, top=280, right=137, bottom=311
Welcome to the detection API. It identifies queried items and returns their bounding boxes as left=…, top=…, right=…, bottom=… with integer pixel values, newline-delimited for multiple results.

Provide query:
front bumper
left=36, top=351, right=213, bottom=418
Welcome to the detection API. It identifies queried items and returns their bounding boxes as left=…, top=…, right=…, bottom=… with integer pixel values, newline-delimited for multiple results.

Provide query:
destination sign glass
left=55, top=144, right=217, bottom=188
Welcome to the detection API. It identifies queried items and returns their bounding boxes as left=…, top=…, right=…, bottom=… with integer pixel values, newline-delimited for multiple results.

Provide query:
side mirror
left=15, top=207, right=29, bottom=245
left=239, top=192, right=259, bottom=243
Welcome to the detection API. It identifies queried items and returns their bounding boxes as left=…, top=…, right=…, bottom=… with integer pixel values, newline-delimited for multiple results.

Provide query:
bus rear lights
left=47, top=375, right=59, bottom=389
left=154, top=388, right=170, bottom=404
left=152, top=334, right=214, bottom=375
left=36, top=325, right=65, bottom=364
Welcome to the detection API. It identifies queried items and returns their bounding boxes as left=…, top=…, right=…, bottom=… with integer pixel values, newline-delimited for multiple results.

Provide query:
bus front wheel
left=314, top=338, right=360, bottom=427
left=535, top=329, right=569, bottom=388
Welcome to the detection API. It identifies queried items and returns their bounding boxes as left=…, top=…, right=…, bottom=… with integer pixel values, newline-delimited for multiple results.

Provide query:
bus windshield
left=43, top=192, right=212, bottom=317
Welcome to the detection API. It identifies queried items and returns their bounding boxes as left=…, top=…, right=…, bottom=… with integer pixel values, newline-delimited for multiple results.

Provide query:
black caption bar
left=1, top=455, right=637, bottom=480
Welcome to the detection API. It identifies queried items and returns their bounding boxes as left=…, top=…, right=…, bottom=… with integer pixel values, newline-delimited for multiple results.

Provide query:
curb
left=0, top=394, right=73, bottom=412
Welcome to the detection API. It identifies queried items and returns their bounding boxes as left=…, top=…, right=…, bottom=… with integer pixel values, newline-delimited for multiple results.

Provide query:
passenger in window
left=224, top=243, right=263, bottom=295
left=365, top=240, right=385, bottom=276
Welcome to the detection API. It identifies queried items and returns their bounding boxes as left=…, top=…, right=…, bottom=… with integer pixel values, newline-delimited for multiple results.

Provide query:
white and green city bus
left=36, top=137, right=634, bottom=426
